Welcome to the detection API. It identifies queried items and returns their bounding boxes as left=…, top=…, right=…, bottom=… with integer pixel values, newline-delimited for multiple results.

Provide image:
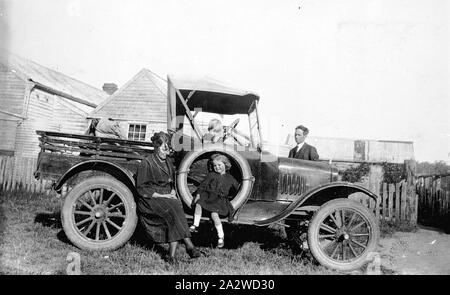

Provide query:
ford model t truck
left=34, top=75, right=380, bottom=271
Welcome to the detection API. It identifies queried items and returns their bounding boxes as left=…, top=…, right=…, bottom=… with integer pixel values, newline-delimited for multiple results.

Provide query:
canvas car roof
left=167, top=75, right=259, bottom=115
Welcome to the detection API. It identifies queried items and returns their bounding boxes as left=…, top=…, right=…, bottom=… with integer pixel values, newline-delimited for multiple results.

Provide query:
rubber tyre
left=176, top=145, right=253, bottom=210
left=61, top=175, right=137, bottom=251
left=307, top=198, right=380, bottom=271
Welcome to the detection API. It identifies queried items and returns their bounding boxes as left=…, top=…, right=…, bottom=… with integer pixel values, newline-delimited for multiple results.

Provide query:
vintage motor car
left=34, top=75, right=380, bottom=271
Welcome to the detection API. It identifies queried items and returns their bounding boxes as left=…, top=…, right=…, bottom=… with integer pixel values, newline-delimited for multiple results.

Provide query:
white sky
left=1, top=0, right=449, bottom=162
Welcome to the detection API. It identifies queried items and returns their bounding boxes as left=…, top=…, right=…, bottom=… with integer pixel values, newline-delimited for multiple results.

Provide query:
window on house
left=128, top=124, right=147, bottom=141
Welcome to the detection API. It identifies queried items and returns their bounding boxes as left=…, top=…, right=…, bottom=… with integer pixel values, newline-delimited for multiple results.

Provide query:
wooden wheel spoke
left=103, top=193, right=116, bottom=207
left=351, top=233, right=370, bottom=237
left=350, top=239, right=368, bottom=249
left=346, top=212, right=356, bottom=228
left=319, top=234, right=336, bottom=239
left=320, top=223, right=337, bottom=234
left=335, top=210, right=343, bottom=227
left=99, top=188, right=104, bottom=205
left=330, top=242, right=340, bottom=259
left=341, top=209, right=346, bottom=227
left=329, top=213, right=341, bottom=228
left=342, top=242, right=346, bottom=261
left=83, top=220, right=96, bottom=235
left=350, top=220, right=366, bottom=232
left=108, top=212, right=126, bottom=218
left=102, top=222, right=112, bottom=239
left=79, top=199, right=93, bottom=211
left=106, top=218, right=122, bottom=231
left=95, top=222, right=101, bottom=241
left=76, top=216, right=93, bottom=226
left=74, top=210, right=91, bottom=216
left=348, top=241, right=358, bottom=258
left=322, top=240, right=336, bottom=253
left=89, top=191, right=97, bottom=205
left=108, top=202, right=124, bottom=212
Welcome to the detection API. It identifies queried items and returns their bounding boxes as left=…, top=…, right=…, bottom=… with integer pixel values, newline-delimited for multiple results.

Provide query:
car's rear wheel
left=307, top=198, right=379, bottom=271
left=61, top=175, right=137, bottom=251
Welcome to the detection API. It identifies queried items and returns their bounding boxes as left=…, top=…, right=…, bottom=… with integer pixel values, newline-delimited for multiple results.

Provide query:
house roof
left=0, top=49, right=108, bottom=108
left=89, top=68, right=167, bottom=119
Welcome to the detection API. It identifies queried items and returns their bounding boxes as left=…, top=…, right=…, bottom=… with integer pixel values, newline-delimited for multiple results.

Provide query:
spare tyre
left=176, top=145, right=254, bottom=210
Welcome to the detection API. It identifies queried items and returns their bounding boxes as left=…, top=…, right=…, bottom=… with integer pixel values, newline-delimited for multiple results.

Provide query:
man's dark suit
left=288, top=143, right=319, bottom=161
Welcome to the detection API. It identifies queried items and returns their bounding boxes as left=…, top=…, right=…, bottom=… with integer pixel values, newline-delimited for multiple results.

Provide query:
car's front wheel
left=307, top=198, right=379, bottom=271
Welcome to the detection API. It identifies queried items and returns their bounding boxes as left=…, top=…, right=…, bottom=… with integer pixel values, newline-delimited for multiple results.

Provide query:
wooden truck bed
left=34, top=130, right=154, bottom=182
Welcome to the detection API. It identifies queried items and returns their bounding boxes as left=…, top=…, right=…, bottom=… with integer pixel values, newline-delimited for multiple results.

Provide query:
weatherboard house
left=0, top=50, right=108, bottom=158
left=88, top=68, right=167, bottom=141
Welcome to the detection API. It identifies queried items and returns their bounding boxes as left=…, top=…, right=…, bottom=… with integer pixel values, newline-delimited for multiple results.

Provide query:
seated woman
left=135, top=131, right=201, bottom=264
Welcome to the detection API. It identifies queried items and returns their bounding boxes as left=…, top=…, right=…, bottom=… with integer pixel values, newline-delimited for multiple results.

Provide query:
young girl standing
left=190, top=154, right=239, bottom=248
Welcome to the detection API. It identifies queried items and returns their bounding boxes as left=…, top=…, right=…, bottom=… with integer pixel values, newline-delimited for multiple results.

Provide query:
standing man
left=288, top=125, right=319, bottom=161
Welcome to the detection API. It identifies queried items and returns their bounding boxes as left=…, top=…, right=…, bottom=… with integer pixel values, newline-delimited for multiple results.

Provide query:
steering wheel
left=223, top=118, right=241, bottom=143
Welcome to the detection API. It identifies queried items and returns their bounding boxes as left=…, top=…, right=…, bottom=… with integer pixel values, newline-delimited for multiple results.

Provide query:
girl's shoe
left=217, top=238, right=225, bottom=248
left=189, top=225, right=198, bottom=233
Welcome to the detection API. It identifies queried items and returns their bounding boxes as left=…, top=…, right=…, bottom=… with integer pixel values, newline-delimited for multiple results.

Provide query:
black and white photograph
left=0, top=0, right=449, bottom=280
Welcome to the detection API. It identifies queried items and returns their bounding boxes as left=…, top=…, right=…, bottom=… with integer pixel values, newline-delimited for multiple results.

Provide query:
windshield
left=180, top=110, right=261, bottom=149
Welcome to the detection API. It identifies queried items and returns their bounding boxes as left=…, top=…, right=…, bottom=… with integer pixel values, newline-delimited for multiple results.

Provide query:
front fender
left=54, top=160, right=136, bottom=193
left=254, top=182, right=379, bottom=226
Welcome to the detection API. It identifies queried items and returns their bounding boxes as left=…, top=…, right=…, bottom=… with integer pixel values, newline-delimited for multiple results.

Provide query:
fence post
left=5, top=157, right=13, bottom=191
left=375, top=181, right=381, bottom=220
left=31, top=158, right=38, bottom=194
left=368, top=164, right=382, bottom=217
left=382, top=183, right=387, bottom=221
left=395, top=182, right=401, bottom=221
left=0, top=156, right=5, bottom=186
left=405, top=160, right=417, bottom=225
left=388, top=184, right=394, bottom=221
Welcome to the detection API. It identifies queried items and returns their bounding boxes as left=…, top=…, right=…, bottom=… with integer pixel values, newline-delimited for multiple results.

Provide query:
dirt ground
left=378, top=225, right=450, bottom=275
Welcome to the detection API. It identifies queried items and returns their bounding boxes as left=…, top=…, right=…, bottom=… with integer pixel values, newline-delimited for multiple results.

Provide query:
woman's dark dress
left=136, top=153, right=191, bottom=243
left=196, top=172, right=239, bottom=221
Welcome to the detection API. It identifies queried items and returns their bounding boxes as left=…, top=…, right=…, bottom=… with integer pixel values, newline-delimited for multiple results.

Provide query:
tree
left=415, top=160, right=450, bottom=175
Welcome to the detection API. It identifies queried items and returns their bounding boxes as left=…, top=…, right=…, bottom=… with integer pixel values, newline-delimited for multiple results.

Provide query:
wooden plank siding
left=0, top=65, right=26, bottom=153
left=0, top=65, right=26, bottom=115
left=92, top=70, right=167, bottom=123
left=1, top=51, right=107, bottom=165
left=0, top=120, right=18, bottom=152
left=13, top=88, right=93, bottom=159
left=91, top=69, right=168, bottom=141
left=53, top=97, right=90, bottom=135
left=14, top=89, right=57, bottom=158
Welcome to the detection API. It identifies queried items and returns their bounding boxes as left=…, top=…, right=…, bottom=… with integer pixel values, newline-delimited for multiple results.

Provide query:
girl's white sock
left=193, top=212, right=201, bottom=227
left=215, top=224, right=224, bottom=239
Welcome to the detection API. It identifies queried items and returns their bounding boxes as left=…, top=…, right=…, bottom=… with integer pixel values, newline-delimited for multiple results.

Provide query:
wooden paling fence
left=351, top=180, right=418, bottom=224
left=417, top=174, right=450, bottom=224
left=0, top=155, right=59, bottom=195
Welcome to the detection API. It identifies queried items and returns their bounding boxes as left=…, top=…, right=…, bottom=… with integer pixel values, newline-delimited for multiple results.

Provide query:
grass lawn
left=0, top=190, right=340, bottom=275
